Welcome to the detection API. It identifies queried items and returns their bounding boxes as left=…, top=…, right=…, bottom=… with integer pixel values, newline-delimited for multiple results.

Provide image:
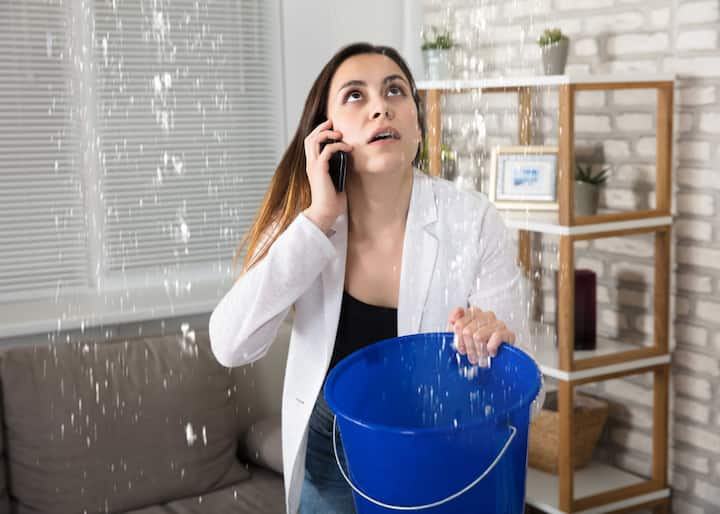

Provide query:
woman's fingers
left=446, top=307, right=465, bottom=331
left=319, top=140, right=352, bottom=158
left=448, top=306, right=516, bottom=365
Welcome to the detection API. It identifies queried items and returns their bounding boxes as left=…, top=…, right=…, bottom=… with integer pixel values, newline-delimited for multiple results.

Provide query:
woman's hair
left=233, top=42, right=425, bottom=276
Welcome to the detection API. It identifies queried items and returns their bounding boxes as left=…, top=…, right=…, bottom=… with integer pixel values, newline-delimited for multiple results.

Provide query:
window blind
left=0, top=0, right=283, bottom=335
left=0, top=0, right=88, bottom=303
left=94, top=0, right=279, bottom=272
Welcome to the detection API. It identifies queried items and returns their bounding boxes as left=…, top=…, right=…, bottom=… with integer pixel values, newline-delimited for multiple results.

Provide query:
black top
left=328, top=290, right=398, bottom=372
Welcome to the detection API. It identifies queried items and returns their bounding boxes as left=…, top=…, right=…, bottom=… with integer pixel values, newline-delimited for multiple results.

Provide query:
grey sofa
left=0, top=325, right=289, bottom=514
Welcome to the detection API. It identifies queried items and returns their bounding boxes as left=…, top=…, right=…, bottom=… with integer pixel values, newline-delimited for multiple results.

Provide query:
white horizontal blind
left=95, top=0, right=278, bottom=272
left=0, top=0, right=88, bottom=302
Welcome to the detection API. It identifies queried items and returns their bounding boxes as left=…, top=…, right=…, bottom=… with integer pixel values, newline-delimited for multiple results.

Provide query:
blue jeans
left=299, top=389, right=357, bottom=514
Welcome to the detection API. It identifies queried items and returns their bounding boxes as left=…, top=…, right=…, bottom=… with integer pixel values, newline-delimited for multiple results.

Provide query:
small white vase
left=574, top=181, right=599, bottom=216
left=422, top=49, right=451, bottom=80
left=541, top=39, right=569, bottom=75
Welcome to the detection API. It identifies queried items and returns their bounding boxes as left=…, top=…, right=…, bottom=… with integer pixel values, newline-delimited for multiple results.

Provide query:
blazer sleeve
left=467, top=202, right=531, bottom=354
left=467, top=202, right=545, bottom=416
left=208, top=213, right=337, bottom=368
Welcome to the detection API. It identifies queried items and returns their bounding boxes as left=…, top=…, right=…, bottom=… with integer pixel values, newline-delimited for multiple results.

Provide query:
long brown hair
left=233, top=42, right=425, bottom=277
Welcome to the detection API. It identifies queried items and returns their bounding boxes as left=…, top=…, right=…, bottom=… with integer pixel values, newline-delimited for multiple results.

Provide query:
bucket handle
left=332, top=416, right=517, bottom=511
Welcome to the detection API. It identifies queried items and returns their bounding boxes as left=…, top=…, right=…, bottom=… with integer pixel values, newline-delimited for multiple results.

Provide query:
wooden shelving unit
left=418, top=73, right=674, bottom=514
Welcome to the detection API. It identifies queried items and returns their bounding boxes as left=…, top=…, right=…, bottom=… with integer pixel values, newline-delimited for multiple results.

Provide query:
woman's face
left=326, top=53, right=421, bottom=176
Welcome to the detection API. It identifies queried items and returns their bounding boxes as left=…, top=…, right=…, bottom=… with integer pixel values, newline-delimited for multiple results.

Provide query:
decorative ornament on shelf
left=575, top=163, right=609, bottom=216
left=421, top=26, right=453, bottom=80
left=537, top=28, right=569, bottom=75
left=419, top=139, right=457, bottom=180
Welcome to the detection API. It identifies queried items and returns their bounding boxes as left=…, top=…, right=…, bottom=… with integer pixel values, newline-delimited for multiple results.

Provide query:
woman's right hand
left=303, top=119, right=353, bottom=233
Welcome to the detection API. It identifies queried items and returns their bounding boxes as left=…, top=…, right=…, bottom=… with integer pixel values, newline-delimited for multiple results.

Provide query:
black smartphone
left=321, top=139, right=347, bottom=193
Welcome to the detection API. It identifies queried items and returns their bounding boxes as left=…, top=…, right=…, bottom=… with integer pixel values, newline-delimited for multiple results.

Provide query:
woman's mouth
left=367, top=127, right=400, bottom=145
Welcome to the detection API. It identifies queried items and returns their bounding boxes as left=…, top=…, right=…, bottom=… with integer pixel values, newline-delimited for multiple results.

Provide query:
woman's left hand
left=446, top=307, right=516, bottom=366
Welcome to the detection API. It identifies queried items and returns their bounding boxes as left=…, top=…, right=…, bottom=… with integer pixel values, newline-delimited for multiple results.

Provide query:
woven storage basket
left=528, top=390, right=609, bottom=474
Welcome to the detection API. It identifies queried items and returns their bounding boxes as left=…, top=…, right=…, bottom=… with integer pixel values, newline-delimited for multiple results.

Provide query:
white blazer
left=209, top=171, right=529, bottom=514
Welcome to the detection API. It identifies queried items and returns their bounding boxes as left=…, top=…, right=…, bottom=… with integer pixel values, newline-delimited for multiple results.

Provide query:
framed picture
left=489, top=146, right=559, bottom=210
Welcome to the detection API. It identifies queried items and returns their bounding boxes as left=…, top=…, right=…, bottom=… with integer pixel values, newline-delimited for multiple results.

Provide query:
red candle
left=574, top=269, right=597, bottom=351
left=554, top=269, right=597, bottom=351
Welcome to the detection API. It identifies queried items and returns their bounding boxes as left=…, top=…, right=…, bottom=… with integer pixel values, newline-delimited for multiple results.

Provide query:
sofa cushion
left=0, top=332, right=250, bottom=514
left=242, top=415, right=282, bottom=475
left=0, top=387, right=10, bottom=513
left=123, top=465, right=284, bottom=514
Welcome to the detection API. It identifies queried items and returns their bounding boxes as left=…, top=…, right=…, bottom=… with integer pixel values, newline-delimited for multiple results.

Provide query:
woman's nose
left=371, top=108, right=394, bottom=120
left=370, top=97, right=393, bottom=120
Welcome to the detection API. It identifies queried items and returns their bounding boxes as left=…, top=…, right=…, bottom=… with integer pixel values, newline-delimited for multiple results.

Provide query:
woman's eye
left=388, top=85, right=405, bottom=96
left=345, top=91, right=362, bottom=103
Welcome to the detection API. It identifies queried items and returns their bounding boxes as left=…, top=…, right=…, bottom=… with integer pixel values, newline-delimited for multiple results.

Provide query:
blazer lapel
left=398, top=172, right=438, bottom=335
left=321, top=212, right=348, bottom=367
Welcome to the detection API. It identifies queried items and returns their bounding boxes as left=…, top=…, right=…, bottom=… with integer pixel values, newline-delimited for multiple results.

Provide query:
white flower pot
left=541, top=39, right=569, bottom=75
left=574, top=181, right=599, bottom=216
left=422, top=49, right=451, bottom=80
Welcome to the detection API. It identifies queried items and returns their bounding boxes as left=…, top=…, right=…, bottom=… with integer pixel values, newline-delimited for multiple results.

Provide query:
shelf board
left=531, top=331, right=671, bottom=381
left=526, top=462, right=670, bottom=514
left=500, top=210, right=672, bottom=236
left=416, top=73, right=674, bottom=91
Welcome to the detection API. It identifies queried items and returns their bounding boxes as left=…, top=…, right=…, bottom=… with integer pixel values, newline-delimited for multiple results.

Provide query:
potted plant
left=537, top=28, right=569, bottom=75
left=421, top=26, right=453, bottom=80
left=419, top=140, right=457, bottom=179
left=575, top=163, right=609, bottom=216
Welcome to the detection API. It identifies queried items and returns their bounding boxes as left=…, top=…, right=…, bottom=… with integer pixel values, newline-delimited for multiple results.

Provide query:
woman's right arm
left=209, top=213, right=337, bottom=368
left=209, top=119, right=352, bottom=368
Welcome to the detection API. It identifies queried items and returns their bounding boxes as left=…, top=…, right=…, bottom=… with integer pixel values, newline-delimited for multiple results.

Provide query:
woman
left=209, top=43, right=530, bottom=514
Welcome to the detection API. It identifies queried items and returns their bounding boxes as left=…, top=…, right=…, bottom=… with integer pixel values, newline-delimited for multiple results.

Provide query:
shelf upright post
left=653, top=80, right=672, bottom=509
left=558, top=84, right=575, bottom=227
left=558, top=82, right=576, bottom=513
left=517, top=87, right=533, bottom=277
left=424, top=88, right=443, bottom=177
left=558, top=234, right=576, bottom=512
left=655, top=82, right=673, bottom=216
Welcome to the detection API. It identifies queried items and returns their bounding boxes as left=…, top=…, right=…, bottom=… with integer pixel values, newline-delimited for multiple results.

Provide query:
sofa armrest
left=241, top=415, right=282, bottom=475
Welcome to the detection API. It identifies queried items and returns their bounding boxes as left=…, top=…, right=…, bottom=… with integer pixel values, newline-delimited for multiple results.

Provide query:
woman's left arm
left=448, top=203, right=531, bottom=367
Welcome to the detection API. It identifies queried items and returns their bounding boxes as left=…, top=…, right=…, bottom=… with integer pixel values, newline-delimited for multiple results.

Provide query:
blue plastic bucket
left=324, top=332, right=541, bottom=514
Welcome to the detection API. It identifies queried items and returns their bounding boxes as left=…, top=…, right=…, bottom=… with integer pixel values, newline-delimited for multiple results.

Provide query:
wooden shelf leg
left=558, top=85, right=575, bottom=226
left=558, top=380, right=575, bottom=513
left=425, top=89, right=442, bottom=177
left=655, top=83, right=673, bottom=216
left=653, top=364, right=670, bottom=486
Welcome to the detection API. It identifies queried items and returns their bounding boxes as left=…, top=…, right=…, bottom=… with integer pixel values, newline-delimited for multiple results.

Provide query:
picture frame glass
left=496, top=154, right=557, bottom=202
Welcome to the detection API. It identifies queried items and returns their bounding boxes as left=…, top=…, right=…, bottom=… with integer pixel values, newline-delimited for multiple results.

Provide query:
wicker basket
left=528, top=390, right=609, bottom=474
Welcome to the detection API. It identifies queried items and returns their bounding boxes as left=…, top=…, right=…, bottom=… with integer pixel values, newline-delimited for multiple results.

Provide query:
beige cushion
left=124, top=465, right=284, bottom=514
left=0, top=332, right=250, bottom=514
left=242, top=415, right=282, bottom=475
left=0, top=388, right=10, bottom=514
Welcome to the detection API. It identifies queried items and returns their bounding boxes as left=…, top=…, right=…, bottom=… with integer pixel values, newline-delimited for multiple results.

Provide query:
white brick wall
left=615, top=113, right=653, bottom=131
left=695, top=480, right=720, bottom=507
left=677, top=193, right=715, bottom=216
left=675, top=220, right=713, bottom=241
left=677, top=29, right=719, bottom=51
left=699, top=112, right=720, bottom=134
left=677, top=1, right=720, bottom=24
left=678, top=86, right=716, bottom=106
left=674, top=423, right=720, bottom=453
left=675, top=397, right=711, bottom=423
left=606, top=33, right=669, bottom=56
left=673, top=449, right=711, bottom=473
left=674, top=349, right=720, bottom=376
left=678, top=246, right=720, bottom=270
left=674, top=374, right=712, bottom=400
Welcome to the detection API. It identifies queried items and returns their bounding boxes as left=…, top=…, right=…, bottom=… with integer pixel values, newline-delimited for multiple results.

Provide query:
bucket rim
left=324, top=332, right=542, bottom=435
